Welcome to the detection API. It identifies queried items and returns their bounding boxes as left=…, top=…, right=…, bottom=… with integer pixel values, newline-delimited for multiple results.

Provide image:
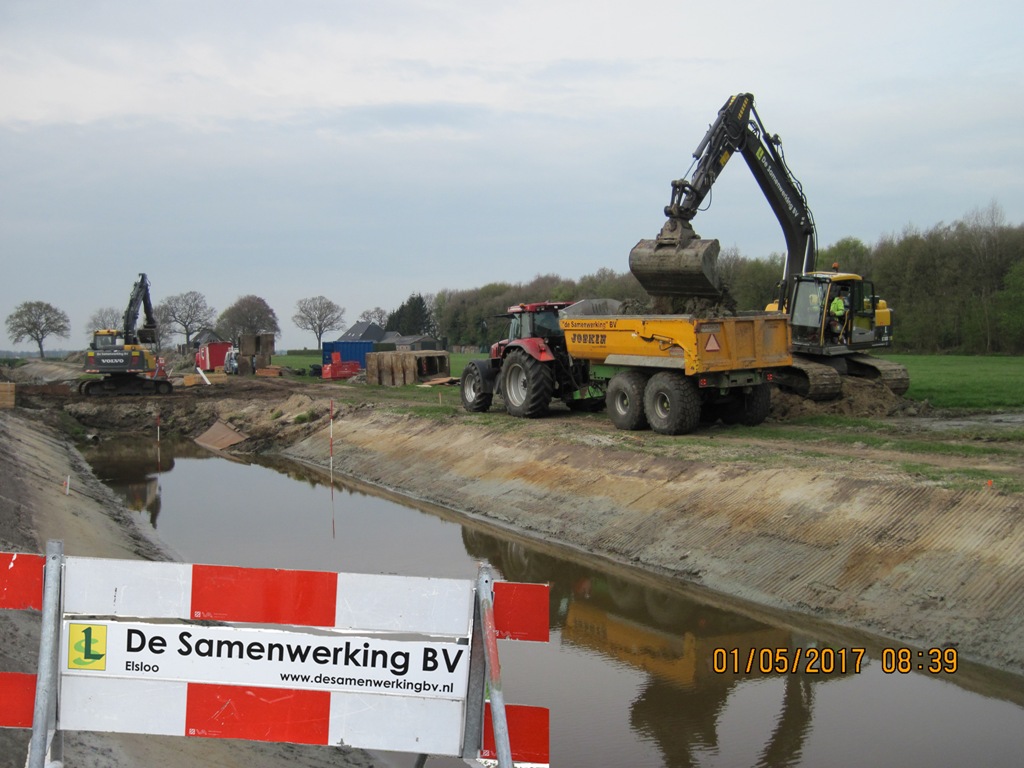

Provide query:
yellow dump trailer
left=560, top=312, right=792, bottom=434
left=561, top=312, right=791, bottom=375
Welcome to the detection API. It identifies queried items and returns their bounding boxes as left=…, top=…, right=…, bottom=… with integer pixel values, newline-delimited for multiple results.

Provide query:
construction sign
left=2, top=546, right=551, bottom=767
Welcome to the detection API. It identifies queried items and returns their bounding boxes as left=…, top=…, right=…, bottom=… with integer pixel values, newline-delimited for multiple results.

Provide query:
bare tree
left=159, top=291, right=216, bottom=348
left=86, top=306, right=122, bottom=336
left=153, top=303, right=175, bottom=354
left=292, top=296, right=346, bottom=349
left=358, top=307, right=389, bottom=326
left=6, top=301, right=71, bottom=359
left=216, top=295, right=280, bottom=343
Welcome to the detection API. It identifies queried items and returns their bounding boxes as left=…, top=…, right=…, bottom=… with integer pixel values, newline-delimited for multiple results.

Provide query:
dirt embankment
left=280, top=407, right=1024, bottom=675
left=5, top=364, right=1024, bottom=696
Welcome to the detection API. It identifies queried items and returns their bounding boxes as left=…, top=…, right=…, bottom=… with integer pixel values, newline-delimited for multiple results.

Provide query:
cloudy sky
left=2, top=0, right=1021, bottom=352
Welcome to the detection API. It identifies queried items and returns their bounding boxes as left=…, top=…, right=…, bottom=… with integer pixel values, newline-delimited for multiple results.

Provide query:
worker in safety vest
left=829, top=291, right=849, bottom=343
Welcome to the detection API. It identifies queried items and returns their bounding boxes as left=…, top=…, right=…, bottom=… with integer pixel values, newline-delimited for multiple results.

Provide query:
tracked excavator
left=80, top=273, right=172, bottom=396
left=628, top=93, right=909, bottom=400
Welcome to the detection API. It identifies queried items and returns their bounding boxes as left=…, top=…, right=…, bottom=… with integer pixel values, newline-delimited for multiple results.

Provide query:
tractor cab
left=492, top=301, right=574, bottom=359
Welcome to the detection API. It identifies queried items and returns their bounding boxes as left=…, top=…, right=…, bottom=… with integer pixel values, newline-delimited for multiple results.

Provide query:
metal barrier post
left=475, top=566, right=513, bottom=768
left=28, top=540, right=63, bottom=768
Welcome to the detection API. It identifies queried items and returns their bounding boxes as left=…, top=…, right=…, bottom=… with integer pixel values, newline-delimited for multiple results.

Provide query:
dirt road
left=3, top=361, right=1024, bottom=762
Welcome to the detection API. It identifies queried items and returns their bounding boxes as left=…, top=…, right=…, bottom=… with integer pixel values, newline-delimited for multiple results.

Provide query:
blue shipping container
left=323, top=340, right=374, bottom=369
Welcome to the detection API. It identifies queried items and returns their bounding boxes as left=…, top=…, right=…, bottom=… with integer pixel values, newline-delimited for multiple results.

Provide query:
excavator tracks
left=772, top=358, right=843, bottom=401
left=844, top=354, right=911, bottom=396
left=773, top=354, right=910, bottom=401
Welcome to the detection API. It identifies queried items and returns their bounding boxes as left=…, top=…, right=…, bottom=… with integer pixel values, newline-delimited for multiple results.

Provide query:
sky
left=2, top=0, right=1022, bottom=353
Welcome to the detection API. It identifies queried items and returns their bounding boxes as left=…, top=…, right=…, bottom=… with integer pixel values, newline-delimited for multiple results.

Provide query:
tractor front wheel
left=460, top=364, right=493, bottom=412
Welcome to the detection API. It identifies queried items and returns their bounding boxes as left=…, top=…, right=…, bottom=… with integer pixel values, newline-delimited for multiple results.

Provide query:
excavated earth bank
left=283, top=408, right=1024, bottom=680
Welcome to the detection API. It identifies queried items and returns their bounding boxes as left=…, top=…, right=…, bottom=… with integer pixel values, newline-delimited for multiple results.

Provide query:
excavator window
left=790, top=281, right=827, bottom=342
left=92, top=333, right=119, bottom=350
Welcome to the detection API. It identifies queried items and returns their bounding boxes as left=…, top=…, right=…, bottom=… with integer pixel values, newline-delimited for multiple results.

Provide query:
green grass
left=899, top=462, right=1024, bottom=494
left=273, top=353, right=322, bottom=373
left=448, top=352, right=480, bottom=379
left=888, top=354, right=1024, bottom=409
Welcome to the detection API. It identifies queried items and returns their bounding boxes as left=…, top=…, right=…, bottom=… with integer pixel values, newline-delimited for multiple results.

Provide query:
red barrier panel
left=0, top=553, right=45, bottom=610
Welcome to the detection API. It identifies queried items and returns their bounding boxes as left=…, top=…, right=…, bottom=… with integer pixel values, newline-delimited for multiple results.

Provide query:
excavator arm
left=122, top=273, right=158, bottom=345
left=630, top=93, right=817, bottom=307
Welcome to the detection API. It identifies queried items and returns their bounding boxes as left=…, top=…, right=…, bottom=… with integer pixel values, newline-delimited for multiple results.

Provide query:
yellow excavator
left=628, top=93, right=909, bottom=400
left=80, top=273, right=172, bottom=396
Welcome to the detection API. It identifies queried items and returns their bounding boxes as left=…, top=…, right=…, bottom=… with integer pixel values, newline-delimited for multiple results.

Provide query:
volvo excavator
left=628, top=93, right=909, bottom=400
left=80, top=273, right=172, bottom=396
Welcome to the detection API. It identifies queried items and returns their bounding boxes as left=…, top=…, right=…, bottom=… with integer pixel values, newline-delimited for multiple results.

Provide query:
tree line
left=429, top=205, right=1024, bottom=355
left=7, top=206, right=1023, bottom=357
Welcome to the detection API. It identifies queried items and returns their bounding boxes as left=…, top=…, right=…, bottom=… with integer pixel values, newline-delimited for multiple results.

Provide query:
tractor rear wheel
left=643, top=371, right=701, bottom=435
left=501, top=348, right=554, bottom=418
left=606, top=370, right=650, bottom=430
left=460, top=364, right=493, bottom=412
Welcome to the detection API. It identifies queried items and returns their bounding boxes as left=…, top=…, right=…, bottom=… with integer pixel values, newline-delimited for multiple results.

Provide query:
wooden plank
left=0, top=382, right=14, bottom=409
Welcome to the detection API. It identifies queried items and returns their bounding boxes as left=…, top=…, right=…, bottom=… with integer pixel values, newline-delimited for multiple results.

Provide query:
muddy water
left=83, top=438, right=1024, bottom=768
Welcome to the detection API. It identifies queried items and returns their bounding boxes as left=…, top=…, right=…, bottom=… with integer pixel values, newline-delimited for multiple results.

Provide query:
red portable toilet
left=196, top=341, right=233, bottom=372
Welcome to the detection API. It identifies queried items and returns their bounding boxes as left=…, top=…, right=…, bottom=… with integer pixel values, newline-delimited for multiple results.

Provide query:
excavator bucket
left=628, top=232, right=723, bottom=301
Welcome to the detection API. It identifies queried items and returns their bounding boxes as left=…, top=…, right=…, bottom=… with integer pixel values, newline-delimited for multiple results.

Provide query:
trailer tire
left=721, top=383, right=771, bottom=426
left=607, top=370, right=650, bottom=430
left=460, top=364, right=493, bottom=412
left=643, top=371, right=701, bottom=435
left=502, top=348, right=554, bottom=418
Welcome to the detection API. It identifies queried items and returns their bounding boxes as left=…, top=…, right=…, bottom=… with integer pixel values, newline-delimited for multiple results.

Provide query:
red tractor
left=460, top=301, right=605, bottom=418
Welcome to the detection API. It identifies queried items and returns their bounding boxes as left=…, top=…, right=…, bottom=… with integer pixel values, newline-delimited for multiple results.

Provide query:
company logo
left=570, top=333, right=607, bottom=345
left=68, top=623, right=107, bottom=670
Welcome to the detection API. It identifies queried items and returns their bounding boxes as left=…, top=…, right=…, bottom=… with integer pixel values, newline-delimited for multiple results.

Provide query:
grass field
left=277, top=351, right=1022, bottom=411
left=888, top=354, right=1024, bottom=409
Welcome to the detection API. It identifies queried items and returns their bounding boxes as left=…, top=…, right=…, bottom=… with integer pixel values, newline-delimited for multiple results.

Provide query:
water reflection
left=81, top=436, right=192, bottom=528
left=463, top=529, right=830, bottom=767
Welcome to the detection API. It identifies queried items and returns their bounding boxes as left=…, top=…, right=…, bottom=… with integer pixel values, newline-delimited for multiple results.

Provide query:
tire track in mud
left=284, top=410, right=1024, bottom=676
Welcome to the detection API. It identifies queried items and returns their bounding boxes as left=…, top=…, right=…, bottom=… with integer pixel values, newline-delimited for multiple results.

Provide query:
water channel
left=83, top=437, right=1024, bottom=768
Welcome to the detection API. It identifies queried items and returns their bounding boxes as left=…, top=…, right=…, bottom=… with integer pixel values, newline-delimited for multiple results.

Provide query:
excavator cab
left=90, top=330, right=121, bottom=351
left=788, top=274, right=892, bottom=354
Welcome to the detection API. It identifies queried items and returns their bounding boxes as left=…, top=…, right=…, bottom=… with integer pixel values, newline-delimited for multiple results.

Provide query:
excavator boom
left=629, top=93, right=816, bottom=308
left=627, top=93, right=908, bottom=400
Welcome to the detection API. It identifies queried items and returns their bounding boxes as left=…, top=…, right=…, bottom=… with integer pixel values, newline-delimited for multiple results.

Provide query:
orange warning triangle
left=705, top=333, right=721, bottom=352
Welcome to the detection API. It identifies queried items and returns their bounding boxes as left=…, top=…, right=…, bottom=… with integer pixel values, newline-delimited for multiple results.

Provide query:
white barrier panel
left=4, top=551, right=550, bottom=765
left=62, top=621, right=469, bottom=697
